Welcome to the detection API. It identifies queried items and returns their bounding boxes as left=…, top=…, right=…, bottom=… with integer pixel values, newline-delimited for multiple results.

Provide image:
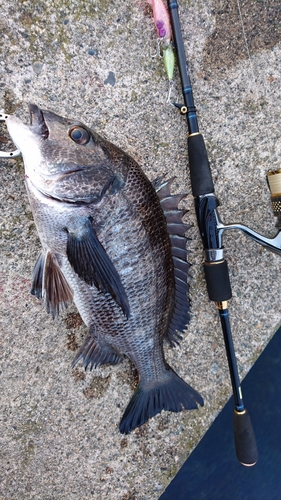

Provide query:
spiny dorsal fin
left=153, top=176, right=175, bottom=196
left=155, top=176, right=191, bottom=346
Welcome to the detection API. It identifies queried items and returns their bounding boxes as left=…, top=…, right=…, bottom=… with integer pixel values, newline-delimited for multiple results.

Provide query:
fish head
left=6, top=104, right=127, bottom=203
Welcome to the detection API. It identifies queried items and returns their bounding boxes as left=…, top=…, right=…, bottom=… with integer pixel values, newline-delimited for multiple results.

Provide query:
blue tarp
left=160, top=327, right=281, bottom=500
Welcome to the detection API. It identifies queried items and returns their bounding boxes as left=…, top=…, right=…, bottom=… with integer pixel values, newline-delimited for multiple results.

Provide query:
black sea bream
left=6, top=104, right=203, bottom=433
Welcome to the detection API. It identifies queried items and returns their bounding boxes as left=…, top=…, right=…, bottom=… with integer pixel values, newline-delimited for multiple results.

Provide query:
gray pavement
left=1, top=1, right=281, bottom=499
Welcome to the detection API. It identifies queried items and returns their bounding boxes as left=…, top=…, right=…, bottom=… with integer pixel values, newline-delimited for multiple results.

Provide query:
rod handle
left=188, top=133, right=214, bottom=196
left=204, top=260, right=232, bottom=302
left=233, top=409, right=258, bottom=466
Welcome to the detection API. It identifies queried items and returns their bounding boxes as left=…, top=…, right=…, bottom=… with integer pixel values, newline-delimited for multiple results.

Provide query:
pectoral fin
left=31, top=250, right=73, bottom=318
left=65, top=217, right=130, bottom=318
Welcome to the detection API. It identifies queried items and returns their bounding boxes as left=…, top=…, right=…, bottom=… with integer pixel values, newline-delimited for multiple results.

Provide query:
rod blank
left=218, top=304, right=258, bottom=466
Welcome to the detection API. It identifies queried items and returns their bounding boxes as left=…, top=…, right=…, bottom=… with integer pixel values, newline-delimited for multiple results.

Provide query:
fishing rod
left=166, top=0, right=281, bottom=466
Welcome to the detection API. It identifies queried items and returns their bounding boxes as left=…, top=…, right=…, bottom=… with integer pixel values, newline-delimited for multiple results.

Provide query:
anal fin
left=72, top=334, right=123, bottom=370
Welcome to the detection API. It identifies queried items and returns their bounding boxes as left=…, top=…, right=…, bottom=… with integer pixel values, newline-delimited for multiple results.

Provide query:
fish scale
left=6, top=104, right=203, bottom=433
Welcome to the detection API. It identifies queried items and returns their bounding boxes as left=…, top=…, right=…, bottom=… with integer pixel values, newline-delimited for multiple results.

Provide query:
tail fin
left=119, top=366, right=203, bottom=434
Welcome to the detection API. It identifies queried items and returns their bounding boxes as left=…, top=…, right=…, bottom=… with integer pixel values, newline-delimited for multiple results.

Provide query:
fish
left=6, top=104, right=203, bottom=433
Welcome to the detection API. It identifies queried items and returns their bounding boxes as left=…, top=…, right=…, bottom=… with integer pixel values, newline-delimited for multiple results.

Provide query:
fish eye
left=69, top=126, right=90, bottom=145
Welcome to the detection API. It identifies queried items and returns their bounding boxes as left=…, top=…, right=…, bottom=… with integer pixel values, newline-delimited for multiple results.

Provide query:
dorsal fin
left=155, top=177, right=191, bottom=346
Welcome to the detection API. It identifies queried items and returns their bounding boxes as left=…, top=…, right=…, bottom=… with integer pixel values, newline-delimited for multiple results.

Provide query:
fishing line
left=236, top=0, right=272, bottom=165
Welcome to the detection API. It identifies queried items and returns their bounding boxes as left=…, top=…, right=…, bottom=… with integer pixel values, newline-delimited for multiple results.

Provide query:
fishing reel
left=215, top=169, right=281, bottom=255
left=173, top=102, right=281, bottom=262
left=194, top=167, right=281, bottom=311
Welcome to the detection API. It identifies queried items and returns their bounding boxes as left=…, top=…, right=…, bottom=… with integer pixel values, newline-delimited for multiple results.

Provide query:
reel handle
left=267, top=170, right=281, bottom=227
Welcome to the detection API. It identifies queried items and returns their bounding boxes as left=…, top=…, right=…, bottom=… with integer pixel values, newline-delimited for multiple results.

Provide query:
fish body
left=6, top=104, right=203, bottom=432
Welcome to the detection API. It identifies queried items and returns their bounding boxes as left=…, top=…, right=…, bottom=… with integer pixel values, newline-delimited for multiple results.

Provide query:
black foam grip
left=188, top=134, right=214, bottom=196
left=233, top=410, right=258, bottom=466
left=204, top=260, right=232, bottom=302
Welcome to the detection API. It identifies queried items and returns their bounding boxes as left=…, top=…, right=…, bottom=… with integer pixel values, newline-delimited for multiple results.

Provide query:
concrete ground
left=1, top=1, right=281, bottom=499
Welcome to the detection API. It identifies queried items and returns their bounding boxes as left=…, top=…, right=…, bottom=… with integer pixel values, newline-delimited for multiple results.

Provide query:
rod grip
left=233, top=409, right=258, bottom=466
left=188, top=134, right=214, bottom=196
left=204, top=260, right=232, bottom=302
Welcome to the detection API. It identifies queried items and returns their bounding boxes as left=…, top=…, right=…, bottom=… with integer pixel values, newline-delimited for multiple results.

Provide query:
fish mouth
left=28, top=103, right=49, bottom=139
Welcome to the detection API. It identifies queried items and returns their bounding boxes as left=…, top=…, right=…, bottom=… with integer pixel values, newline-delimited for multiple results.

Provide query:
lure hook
left=166, top=80, right=175, bottom=104
left=150, top=38, right=162, bottom=58
left=0, top=112, right=21, bottom=158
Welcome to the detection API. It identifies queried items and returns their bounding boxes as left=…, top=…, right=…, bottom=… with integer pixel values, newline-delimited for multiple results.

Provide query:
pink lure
left=147, top=0, right=172, bottom=41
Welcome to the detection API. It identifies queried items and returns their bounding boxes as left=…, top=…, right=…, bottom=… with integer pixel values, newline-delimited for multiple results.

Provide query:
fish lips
left=6, top=104, right=51, bottom=151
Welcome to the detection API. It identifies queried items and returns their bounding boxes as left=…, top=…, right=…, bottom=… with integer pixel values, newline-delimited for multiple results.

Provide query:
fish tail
left=119, top=365, right=203, bottom=434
